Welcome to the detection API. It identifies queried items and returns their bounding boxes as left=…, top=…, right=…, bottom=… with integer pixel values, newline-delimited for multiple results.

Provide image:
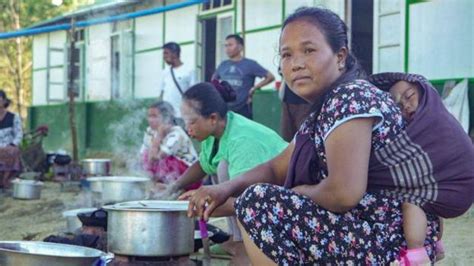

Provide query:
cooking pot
left=81, top=159, right=111, bottom=176
left=0, top=241, right=111, bottom=266
left=62, top=208, right=98, bottom=233
left=86, top=176, right=150, bottom=204
left=103, top=200, right=194, bottom=256
left=12, top=179, right=43, bottom=200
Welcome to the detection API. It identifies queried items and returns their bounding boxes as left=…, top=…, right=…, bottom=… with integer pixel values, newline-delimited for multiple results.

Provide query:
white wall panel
left=135, top=13, right=163, bottom=51
left=409, top=0, right=473, bottom=79
left=380, top=0, right=401, bottom=14
left=134, top=51, right=162, bottom=99
left=379, top=14, right=401, bottom=46
left=379, top=46, right=402, bottom=73
left=33, top=71, right=47, bottom=105
left=165, top=5, right=197, bottom=43
left=236, top=0, right=282, bottom=33
left=86, top=24, right=112, bottom=100
left=245, top=29, right=280, bottom=89
left=33, top=35, right=48, bottom=69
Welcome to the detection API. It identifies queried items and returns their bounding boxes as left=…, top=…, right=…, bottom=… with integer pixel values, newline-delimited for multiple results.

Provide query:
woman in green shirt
left=170, top=80, right=287, bottom=260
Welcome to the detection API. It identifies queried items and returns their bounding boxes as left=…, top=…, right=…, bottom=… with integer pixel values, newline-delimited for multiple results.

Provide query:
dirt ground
left=0, top=182, right=473, bottom=265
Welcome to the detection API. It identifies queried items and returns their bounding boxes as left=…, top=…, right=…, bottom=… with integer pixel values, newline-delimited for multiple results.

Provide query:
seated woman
left=0, top=90, right=23, bottom=191
left=140, top=101, right=200, bottom=191
left=181, top=7, right=473, bottom=265
left=167, top=80, right=287, bottom=262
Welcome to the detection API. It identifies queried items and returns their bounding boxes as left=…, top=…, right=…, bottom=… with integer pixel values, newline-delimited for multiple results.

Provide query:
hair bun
left=211, top=79, right=236, bottom=103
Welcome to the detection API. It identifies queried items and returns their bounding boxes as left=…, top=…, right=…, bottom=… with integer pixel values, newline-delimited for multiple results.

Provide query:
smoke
left=102, top=98, right=148, bottom=176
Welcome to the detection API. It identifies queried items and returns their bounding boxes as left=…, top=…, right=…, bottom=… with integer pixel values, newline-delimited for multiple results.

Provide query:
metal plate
left=0, top=241, right=104, bottom=257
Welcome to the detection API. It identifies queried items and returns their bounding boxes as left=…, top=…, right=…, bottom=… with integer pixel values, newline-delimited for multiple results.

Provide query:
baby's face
left=389, top=81, right=421, bottom=121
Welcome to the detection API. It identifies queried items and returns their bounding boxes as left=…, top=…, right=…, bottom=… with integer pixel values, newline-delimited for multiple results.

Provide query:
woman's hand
left=149, top=136, right=161, bottom=161
left=179, top=184, right=232, bottom=221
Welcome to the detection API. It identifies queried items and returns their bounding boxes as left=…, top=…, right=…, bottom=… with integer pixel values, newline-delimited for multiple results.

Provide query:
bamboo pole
left=67, top=18, right=79, bottom=162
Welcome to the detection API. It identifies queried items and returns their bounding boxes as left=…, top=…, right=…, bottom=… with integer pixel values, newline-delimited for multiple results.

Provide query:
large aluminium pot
left=0, top=241, right=110, bottom=266
left=86, top=176, right=150, bottom=204
left=81, top=158, right=111, bottom=176
left=12, top=179, right=43, bottom=200
left=103, top=200, right=194, bottom=257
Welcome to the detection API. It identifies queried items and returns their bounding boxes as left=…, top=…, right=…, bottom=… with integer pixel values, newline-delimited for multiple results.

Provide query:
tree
left=0, top=0, right=74, bottom=119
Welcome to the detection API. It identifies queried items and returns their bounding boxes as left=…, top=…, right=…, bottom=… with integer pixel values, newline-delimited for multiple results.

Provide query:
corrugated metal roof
left=29, top=0, right=139, bottom=29
left=0, top=0, right=206, bottom=40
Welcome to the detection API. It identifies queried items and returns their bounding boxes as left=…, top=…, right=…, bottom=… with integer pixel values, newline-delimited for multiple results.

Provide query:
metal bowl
left=81, top=158, right=111, bottom=176
left=11, top=180, right=43, bottom=200
left=0, top=241, right=108, bottom=266
left=86, top=176, right=151, bottom=204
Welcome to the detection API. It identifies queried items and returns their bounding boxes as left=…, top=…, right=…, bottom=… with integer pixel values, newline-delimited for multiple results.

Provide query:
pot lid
left=86, top=176, right=150, bottom=183
left=11, top=179, right=43, bottom=186
left=82, top=158, right=111, bottom=163
left=103, top=200, right=189, bottom=212
left=62, top=208, right=98, bottom=217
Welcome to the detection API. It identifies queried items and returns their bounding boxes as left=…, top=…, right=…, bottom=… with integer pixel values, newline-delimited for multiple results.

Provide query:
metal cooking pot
left=0, top=241, right=111, bottom=266
left=86, top=176, right=150, bottom=204
left=103, top=200, right=194, bottom=256
left=62, top=208, right=97, bottom=233
left=12, top=180, right=43, bottom=200
left=81, top=158, right=111, bottom=176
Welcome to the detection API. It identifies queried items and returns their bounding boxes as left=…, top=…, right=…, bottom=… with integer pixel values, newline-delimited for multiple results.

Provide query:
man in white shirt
left=160, top=42, right=196, bottom=117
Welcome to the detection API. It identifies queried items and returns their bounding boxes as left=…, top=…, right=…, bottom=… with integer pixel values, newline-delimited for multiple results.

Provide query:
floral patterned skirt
left=0, top=146, right=21, bottom=172
left=235, top=183, right=440, bottom=265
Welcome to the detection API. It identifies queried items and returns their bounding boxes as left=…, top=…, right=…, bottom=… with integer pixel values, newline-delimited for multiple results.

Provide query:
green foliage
left=0, top=0, right=75, bottom=117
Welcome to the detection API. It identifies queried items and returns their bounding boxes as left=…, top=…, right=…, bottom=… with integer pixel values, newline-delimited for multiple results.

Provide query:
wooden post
left=68, top=18, right=79, bottom=162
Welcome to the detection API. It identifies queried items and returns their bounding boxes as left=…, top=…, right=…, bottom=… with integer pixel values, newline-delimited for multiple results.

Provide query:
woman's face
left=147, top=107, right=162, bottom=130
left=181, top=100, right=216, bottom=142
left=389, top=81, right=421, bottom=121
left=280, top=20, right=345, bottom=103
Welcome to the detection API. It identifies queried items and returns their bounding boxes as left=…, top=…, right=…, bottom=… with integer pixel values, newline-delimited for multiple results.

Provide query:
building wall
left=48, top=31, right=67, bottom=101
left=32, top=34, right=49, bottom=106
left=408, top=0, right=473, bottom=79
left=373, top=0, right=405, bottom=73
left=29, top=0, right=474, bottom=157
left=86, top=23, right=112, bottom=100
left=31, top=0, right=349, bottom=106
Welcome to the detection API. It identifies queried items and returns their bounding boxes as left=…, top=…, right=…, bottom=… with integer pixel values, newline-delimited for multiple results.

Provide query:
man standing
left=213, top=35, right=274, bottom=119
left=160, top=42, right=196, bottom=117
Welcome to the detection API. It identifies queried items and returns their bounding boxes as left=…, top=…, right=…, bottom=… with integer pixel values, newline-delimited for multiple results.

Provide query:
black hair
left=149, top=100, right=176, bottom=125
left=225, top=34, right=244, bottom=46
left=281, top=6, right=366, bottom=123
left=183, top=81, right=236, bottom=118
left=0, top=90, right=11, bottom=108
left=162, top=42, right=181, bottom=57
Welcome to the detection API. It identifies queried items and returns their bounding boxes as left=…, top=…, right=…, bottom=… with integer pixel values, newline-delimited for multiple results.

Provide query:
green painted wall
left=28, top=92, right=283, bottom=157
left=253, top=90, right=282, bottom=133
left=28, top=103, right=87, bottom=157
left=28, top=99, right=155, bottom=157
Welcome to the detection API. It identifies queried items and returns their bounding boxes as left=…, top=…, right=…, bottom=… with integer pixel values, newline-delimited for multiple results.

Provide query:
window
left=111, top=21, right=133, bottom=99
left=202, top=0, right=232, bottom=11
left=46, top=29, right=84, bottom=102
